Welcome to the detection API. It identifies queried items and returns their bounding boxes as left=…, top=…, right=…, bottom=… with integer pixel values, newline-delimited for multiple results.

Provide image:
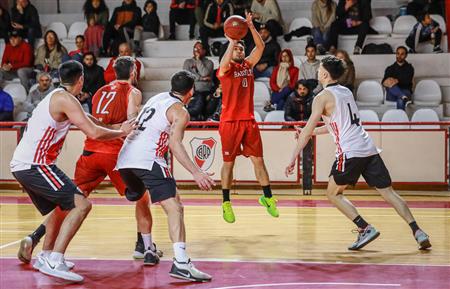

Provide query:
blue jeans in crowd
left=254, top=66, right=273, bottom=79
left=271, top=87, right=293, bottom=110
left=386, top=85, right=412, bottom=110
left=311, top=27, right=329, bottom=46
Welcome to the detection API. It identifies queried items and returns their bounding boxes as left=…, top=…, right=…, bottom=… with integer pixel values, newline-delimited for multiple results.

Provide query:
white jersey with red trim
left=10, top=88, right=72, bottom=172
left=322, top=84, right=379, bottom=159
left=117, top=92, right=182, bottom=170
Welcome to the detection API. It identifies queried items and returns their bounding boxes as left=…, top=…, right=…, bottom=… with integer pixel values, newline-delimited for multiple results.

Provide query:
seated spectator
left=267, top=48, right=299, bottom=111
left=232, top=0, right=252, bottom=17
left=195, top=0, right=211, bottom=30
left=206, top=83, right=222, bottom=120
left=169, top=0, right=197, bottom=40
left=102, top=0, right=141, bottom=56
left=406, top=12, right=443, bottom=53
left=251, top=0, right=284, bottom=37
left=133, top=0, right=161, bottom=56
left=407, top=0, right=445, bottom=18
left=311, top=0, right=336, bottom=54
left=0, top=30, right=33, bottom=90
left=382, top=46, right=414, bottom=110
left=325, top=0, right=377, bottom=55
left=284, top=79, right=314, bottom=122
left=0, top=87, right=14, bottom=121
left=104, top=42, right=141, bottom=83
left=200, top=0, right=234, bottom=54
left=66, top=35, right=88, bottom=63
left=22, top=72, right=54, bottom=115
left=299, top=43, right=321, bottom=94
left=0, top=5, right=11, bottom=42
left=83, top=0, right=109, bottom=57
left=10, top=0, right=42, bottom=48
left=252, top=24, right=281, bottom=79
left=335, top=49, right=355, bottom=92
left=82, top=52, right=105, bottom=112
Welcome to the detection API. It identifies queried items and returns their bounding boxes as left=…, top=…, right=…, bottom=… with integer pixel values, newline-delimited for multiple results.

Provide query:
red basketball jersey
left=217, top=60, right=255, bottom=122
left=84, top=81, right=132, bottom=154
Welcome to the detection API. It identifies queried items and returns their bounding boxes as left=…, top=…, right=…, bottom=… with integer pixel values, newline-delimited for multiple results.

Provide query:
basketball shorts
left=74, top=150, right=126, bottom=196
left=219, top=120, right=263, bottom=162
left=330, top=154, right=392, bottom=189
left=119, top=163, right=177, bottom=203
left=12, top=165, right=83, bottom=215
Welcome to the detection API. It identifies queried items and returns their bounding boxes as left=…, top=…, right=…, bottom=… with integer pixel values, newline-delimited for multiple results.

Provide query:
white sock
left=42, top=250, right=51, bottom=258
left=49, top=252, right=64, bottom=264
left=141, top=233, right=155, bottom=251
left=173, top=242, right=189, bottom=262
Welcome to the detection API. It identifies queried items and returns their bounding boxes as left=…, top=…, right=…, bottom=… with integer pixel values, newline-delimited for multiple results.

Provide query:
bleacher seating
left=356, top=80, right=384, bottom=106
left=254, top=111, right=263, bottom=123
left=410, top=109, right=440, bottom=129
left=381, top=109, right=410, bottom=129
left=68, top=22, right=88, bottom=39
left=263, top=111, right=285, bottom=129
left=3, top=83, right=27, bottom=106
left=254, top=82, right=271, bottom=119
left=46, top=22, right=68, bottom=40
left=359, top=109, right=381, bottom=129
left=413, top=80, right=442, bottom=106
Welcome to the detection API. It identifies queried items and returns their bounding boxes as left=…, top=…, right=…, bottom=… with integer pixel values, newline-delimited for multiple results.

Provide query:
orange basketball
left=224, top=15, right=248, bottom=40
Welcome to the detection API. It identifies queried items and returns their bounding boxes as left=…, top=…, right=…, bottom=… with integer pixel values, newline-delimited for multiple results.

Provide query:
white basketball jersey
left=11, top=88, right=72, bottom=172
left=117, top=92, right=182, bottom=170
left=322, top=84, right=379, bottom=159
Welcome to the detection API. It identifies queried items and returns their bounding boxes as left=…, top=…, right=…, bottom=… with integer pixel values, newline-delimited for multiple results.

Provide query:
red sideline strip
left=1, top=195, right=449, bottom=208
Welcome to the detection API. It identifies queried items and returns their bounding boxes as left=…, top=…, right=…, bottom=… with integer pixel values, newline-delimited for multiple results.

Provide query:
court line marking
left=211, top=282, right=401, bottom=289
left=0, top=240, right=21, bottom=250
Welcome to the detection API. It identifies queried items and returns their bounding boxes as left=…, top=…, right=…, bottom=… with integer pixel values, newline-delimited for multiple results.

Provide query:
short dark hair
left=75, top=35, right=85, bottom=41
left=396, top=45, right=408, bottom=56
left=171, top=70, right=195, bottom=95
left=113, top=56, right=135, bottom=80
left=59, top=60, right=84, bottom=86
left=321, top=56, right=345, bottom=80
left=295, top=79, right=310, bottom=91
left=305, top=42, right=317, bottom=51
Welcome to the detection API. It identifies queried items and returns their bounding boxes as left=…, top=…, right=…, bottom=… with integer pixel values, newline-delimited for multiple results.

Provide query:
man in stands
left=382, top=46, right=415, bottom=110
left=23, top=72, right=55, bottom=117
left=0, top=30, right=33, bottom=89
left=169, top=0, right=197, bottom=40
left=10, top=0, right=42, bottom=48
left=406, top=12, right=443, bottom=54
left=299, top=43, right=321, bottom=94
left=66, top=35, right=87, bottom=63
left=251, top=0, right=284, bottom=37
left=104, top=42, right=142, bottom=83
left=252, top=24, right=280, bottom=79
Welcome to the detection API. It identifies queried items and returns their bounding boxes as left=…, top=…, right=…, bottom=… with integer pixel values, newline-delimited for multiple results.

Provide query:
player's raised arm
left=219, top=36, right=238, bottom=77
left=167, top=103, right=215, bottom=190
left=245, top=11, right=265, bottom=68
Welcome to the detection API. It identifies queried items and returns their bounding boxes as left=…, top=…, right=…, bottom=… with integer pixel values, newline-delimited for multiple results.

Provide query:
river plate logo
left=189, top=137, right=217, bottom=170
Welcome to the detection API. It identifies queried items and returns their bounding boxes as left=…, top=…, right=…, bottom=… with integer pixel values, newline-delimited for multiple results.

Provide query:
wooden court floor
left=1, top=189, right=449, bottom=289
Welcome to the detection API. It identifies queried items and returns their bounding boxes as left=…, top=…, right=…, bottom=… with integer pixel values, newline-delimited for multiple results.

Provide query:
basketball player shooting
left=217, top=11, right=279, bottom=223
left=285, top=56, right=431, bottom=251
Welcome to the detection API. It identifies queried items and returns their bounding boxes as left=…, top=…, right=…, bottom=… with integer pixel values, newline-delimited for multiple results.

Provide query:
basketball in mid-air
left=224, top=15, right=248, bottom=40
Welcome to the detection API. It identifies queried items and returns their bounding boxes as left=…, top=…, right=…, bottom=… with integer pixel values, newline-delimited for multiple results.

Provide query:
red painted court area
left=1, top=258, right=449, bottom=289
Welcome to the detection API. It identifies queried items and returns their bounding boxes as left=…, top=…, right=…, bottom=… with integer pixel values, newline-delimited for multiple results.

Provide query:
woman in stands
left=83, top=0, right=109, bottom=56
left=311, top=0, right=336, bottom=55
left=34, top=30, right=68, bottom=81
left=335, top=49, right=355, bottom=93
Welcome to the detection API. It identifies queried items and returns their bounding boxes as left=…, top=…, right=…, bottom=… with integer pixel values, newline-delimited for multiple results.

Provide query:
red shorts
left=74, top=151, right=126, bottom=196
left=219, top=120, right=263, bottom=162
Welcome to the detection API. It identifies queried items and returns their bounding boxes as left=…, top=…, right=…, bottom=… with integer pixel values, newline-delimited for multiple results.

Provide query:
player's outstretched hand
left=120, top=118, right=137, bottom=136
left=193, top=171, right=216, bottom=191
left=285, top=160, right=296, bottom=177
left=245, top=11, right=254, bottom=28
left=294, top=126, right=302, bottom=140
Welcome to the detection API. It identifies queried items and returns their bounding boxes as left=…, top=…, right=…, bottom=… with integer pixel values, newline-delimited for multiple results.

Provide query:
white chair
left=14, top=111, right=29, bottom=122
left=46, top=22, right=68, bottom=40
left=3, top=83, right=27, bottom=106
left=254, top=111, right=262, bottom=122
left=359, top=109, right=380, bottom=129
left=381, top=109, right=410, bottom=130
left=137, top=59, right=145, bottom=80
left=97, top=58, right=111, bottom=70
left=413, top=80, right=441, bottom=106
left=254, top=81, right=271, bottom=118
left=411, top=108, right=440, bottom=129
left=392, top=15, right=417, bottom=36
left=356, top=80, right=384, bottom=106
left=263, top=110, right=285, bottom=129
left=369, top=16, right=392, bottom=36
left=67, top=22, right=88, bottom=39
left=431, top=14, right=446, bottom=34
left=289, top=17, right=312, bottom=32
left=0, top=39, right=5, bottom=62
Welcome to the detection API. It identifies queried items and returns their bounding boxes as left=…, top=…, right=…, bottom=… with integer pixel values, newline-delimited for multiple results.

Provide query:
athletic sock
left=173, top=242, right=189, bottom=263
left=49, top=252, right=64, bottom=264
left=42, top=250, right=51, bottom=258
left=262, top=185, right=272, bottom=198
left=141, top=233, right=155, bottom=251
left=137, top=232, right=143, bottom=244
left=352, top=215, right=369, bottom=230
left=222, top=189, right=230, bottom=203
left=29, top=224, right=46, bottom=245
left=409, top=221, right=420, bottom=235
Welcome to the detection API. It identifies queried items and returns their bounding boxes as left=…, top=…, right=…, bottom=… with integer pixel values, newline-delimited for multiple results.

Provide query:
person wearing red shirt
left=0, top=30, right=33, bottom=89
left=169, top=0, right=196, bottom=40
left=217, top=12, right=279, bottom=223
left=104, top=42, right=141, bottom=83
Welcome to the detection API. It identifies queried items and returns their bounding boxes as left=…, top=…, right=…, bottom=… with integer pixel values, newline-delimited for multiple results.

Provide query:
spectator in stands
left=0, top=5, right=11, bottom=42
left=102, top=0, right=141, bottom=56
left=311, top=0, right=336, bottom=54
left=195, top=0, right=211, bottom=30
left=232, top=0, right=252, bottom=17
left=82, top=52, right=105, bottom=112
left=284, top=79, right=314, bottom=122
left=251, top=0, right=284, bottom=37
left=133, top=0, right=161, bottom=56
left=335, top=49, right=355, bottom=92
left=83, top=0, right=109, bottom=57
left=266, top=48, right=299, bottom=111
left=252, top=24, right=281, bottom=79
left=299, top=43, right=321, bottom=94
left=382, top=46, right=415, bottom=110
left=0, top=87, right=14, bottom=121
left=407, top=0, right=445, bottom=18
left=22, top=72, right=54, bottom=115
left=104, top=42, right=141, bottom=83
left=169, top=0, right=197, bottom=40
left=10, top=0, right=42, bottom=48
left=0, top=30, right=33, bottom=90
left=66, top=35, right=87, bottom=63
left=200, top=0, right=234, bottom=54
left=325, top=0, right=376, bottom=55
left=406, top=12, right=443, bottom=54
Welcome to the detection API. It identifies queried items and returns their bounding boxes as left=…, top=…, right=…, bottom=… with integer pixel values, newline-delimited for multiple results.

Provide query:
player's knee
left=174, top=202, right=184, bottom=216
left=77, top=199, right=92, bottom=215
